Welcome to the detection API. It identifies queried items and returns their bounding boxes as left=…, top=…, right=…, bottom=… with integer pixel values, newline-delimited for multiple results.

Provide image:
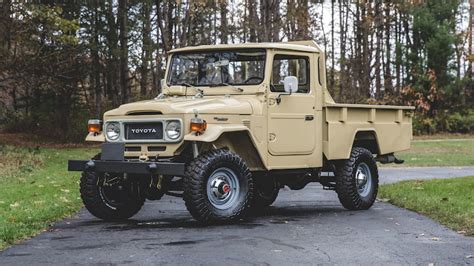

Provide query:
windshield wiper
left=211, top=82, right=244, bottom=92
left=181, top=83, right=204, bottom=97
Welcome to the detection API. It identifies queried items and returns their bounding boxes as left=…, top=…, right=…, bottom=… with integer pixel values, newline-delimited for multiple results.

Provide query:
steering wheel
left=243, top=76, right=263, bottom=84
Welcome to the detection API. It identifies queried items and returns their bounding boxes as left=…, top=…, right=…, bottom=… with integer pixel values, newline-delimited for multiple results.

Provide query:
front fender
left=184, top=124, right=250, bottom=142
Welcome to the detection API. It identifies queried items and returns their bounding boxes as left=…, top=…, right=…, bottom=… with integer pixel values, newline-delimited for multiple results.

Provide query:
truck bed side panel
left=323, top=105, right=413, bottom=160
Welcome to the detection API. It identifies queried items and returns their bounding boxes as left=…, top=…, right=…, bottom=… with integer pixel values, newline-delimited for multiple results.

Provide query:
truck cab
left=69, top=41, right=413, bottom=223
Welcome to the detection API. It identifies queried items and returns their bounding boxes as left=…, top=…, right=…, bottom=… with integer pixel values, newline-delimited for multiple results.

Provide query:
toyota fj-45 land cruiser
left=68, top=41, right=413, bottom=223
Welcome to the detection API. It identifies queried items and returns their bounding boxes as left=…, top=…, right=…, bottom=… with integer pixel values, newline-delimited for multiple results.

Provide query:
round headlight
left=165, top=121, right=181, bottom=140
left=106, top=122, right=120, bottom=141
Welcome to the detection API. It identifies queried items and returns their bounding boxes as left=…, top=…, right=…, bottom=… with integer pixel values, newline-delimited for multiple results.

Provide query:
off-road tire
left=335, top=147, right=379, bottom=210
left=252, top=177, right=279, bottom=209
left=80, top=171, right=145, bottom=221
left=183, top=149, right=254, bottom=223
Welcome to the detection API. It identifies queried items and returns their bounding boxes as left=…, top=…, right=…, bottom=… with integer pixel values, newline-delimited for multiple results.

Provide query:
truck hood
left=104, top=97, right=253, bottom=116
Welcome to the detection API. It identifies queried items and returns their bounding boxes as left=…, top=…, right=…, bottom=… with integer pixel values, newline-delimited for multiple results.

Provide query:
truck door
left=267, top=53, right=316, bottom=156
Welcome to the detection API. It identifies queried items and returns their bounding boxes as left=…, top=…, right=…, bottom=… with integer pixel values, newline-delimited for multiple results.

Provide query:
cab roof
left=169, top=40, right=324, bottom=54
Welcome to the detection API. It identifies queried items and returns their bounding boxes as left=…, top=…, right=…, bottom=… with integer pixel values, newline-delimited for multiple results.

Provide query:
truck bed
left=323, top=103, right=415, bottom=160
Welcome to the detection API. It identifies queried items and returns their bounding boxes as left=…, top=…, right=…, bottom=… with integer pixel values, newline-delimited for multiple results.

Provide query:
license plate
left=125, top=122, right=163, bottom=140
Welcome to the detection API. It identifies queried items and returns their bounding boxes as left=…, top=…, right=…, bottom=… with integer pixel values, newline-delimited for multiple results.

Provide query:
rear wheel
left=183, top=149, right=253, bottom=223
left=335, top=147, right=379, bottom=210
left=80, top=171, right=144, bottom=221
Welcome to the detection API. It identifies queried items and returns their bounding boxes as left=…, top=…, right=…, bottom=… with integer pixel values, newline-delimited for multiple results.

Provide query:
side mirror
left=276, top=76, right=298, bottom=104
left=283, top=76, right=298, bottom=94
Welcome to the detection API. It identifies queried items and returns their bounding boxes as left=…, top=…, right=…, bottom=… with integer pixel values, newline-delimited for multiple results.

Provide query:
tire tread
left=335, top=147, right=379, bottom=210
left=183, top=149, right=253, bottom=223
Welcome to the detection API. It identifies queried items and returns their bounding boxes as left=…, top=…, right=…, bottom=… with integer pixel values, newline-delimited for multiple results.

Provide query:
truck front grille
left=124, top=122, right=163, bottom=140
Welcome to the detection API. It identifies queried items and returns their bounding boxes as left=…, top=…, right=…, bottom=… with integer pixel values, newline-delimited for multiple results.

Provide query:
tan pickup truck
left=69, top=41, right=413, bottom=223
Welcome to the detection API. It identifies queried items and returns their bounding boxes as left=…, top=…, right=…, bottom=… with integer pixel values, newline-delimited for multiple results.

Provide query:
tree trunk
left=395, top=8, right=401, bottom=93
left=118, top=0, right=129, bottom=103
left=219, top=0, right=228, bottom=43
left=105, top=0, right=119, bottom=106
left=272, top=0, right=280, bottom=41
left=140, top=0, right=152, bottom=97
left=384, top=2, right=393, bottom=95
left=374, top=0, right=382, bottom=99
left=330, top=0, right=335, bottom=92
left=247, top=0, right=259, bottom=42
left=0, top=0, right=11, bottom=51
left=92, top=0, right=102, bottom=117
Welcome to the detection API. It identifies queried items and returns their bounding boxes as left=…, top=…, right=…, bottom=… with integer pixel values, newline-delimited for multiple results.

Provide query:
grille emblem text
left=131, top=128, right=157, bottom=134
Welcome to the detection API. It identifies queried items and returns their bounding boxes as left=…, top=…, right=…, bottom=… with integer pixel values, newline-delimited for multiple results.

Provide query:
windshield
left=167, top=49, right=266, bottom=87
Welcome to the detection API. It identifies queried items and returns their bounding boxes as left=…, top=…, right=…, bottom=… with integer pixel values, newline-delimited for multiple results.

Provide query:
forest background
left=0, top=0, right=473, bottom=141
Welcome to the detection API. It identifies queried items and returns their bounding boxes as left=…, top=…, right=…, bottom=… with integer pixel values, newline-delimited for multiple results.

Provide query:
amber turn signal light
left=88, top=119, right=102, bottom=133
left=190, top=118, right=207, bottom=134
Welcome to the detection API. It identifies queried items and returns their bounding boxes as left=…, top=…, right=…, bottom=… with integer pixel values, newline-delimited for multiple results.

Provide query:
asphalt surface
left=379, top=166, right=474, bottom=184
left=1, top=167, right=473, bottom=265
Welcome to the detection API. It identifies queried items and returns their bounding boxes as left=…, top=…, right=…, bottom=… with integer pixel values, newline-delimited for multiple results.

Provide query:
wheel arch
left=352, top=130, right=381, bottom=155
left=184, top=125, right=266, bottom=171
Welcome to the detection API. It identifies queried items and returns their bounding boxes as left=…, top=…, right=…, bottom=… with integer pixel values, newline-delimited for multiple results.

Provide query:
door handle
left=305, top=115, right=314, bottom=121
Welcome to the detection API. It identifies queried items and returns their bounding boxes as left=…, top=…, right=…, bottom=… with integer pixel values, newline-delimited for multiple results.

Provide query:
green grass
left=0, top=145, right=97, bottom=249
left=379, top=176, right=474, bottom=236
left=394, top=139, right=474, bottom=167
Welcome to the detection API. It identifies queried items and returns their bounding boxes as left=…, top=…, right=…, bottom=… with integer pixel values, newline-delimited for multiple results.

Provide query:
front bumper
left=68, top=160, right=185, bottom=175
left=67, top=142, right=185, bottom=176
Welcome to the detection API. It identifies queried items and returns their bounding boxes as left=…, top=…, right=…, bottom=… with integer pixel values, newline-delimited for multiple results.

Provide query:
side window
left=271, top=55, right=310, bottom=93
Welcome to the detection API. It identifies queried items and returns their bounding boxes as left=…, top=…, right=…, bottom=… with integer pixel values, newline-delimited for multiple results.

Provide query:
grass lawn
left=0, top=145, right=97, bottom=249
left=394, top=138, right=474, bottom=167
left=379, top=176, right=474, bottom=236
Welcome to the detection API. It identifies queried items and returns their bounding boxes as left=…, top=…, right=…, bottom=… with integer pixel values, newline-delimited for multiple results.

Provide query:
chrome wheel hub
left=207, top=167, right=240, bottom=210
left=210, top=178, right=231, bottom=199
left=356, top=163, right=372, bottom=197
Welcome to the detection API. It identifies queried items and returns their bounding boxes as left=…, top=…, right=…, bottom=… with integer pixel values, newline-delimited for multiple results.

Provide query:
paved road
left=1, top=168, right=473, bottom=265
left=379, top=166, right=474, bottom=184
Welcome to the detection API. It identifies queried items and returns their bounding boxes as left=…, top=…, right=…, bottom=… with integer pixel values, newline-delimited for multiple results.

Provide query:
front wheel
left=334, top=147, right=379, bottom=210
left=183, top=149, right=253, bottom=223
left=80, top=171, right=145, bottom=221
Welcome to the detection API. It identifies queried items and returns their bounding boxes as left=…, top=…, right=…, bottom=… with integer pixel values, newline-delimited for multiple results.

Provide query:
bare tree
left=118, top=0, right=129, bottom=103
